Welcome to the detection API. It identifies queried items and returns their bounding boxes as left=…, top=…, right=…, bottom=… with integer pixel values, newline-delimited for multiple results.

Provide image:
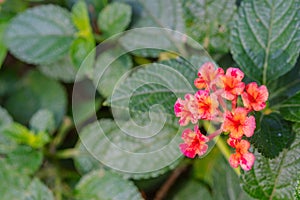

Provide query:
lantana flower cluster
left=174, top=62, right=269, bottom=171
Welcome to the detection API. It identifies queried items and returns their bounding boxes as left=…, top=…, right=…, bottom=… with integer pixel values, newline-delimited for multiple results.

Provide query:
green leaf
left=268, top=59, right=300, bottom=106
left=72, top=98, right=102, bottom=127
left=0, top=106, right=12, bottom=132
left=95, top=48, right=133, bottom=98
left=212, top=156, right=254, bottom=200
left=0, top=160, right=31, bottom=199
left=0, top=69, right=19, bottom=97
left=171, top=179, right=212, bottom=200
left=70, top=37, right=95, bottom=69
left=4, top=70, right=67, bottom=125
left=182, top=0, right=236, bottom=53
left=98, top=2, right=132, bottom=37
left=25, top=178, right=54, bottom=200
left=230, top=0, right=300, bottom=84
left=4, top=145, right=43, bottom=175
left=71, top=0, right=95, bottom=69
left=75, top=117, right=183, bottom=179
left=71, top=0, right=92, bottom=35
left=0, top=23, right=8, bottom=67
left=250, top=113, right=295, bottom=158
left=29, top=109, right=56, bottom=133
left=4, top=4, right=75, bottom=64
left=118, top=0, right=185, bottom=57
left=110, top=58, right=197, bottom=116
left=0, top=160, right=54, bottom=200
left=241, top=124, right=300, bottom=200
left=37, top=55, right=77, bottom=83
left=75, top=169, right=143, bottom=200
left=295, top=179, right=300, bottom=200
left=3, top=123, right=50, bottom=148
left=279, top=91, right=300, bottom=123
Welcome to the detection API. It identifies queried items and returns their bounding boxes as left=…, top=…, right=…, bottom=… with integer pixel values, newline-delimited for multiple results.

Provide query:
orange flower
left=194, top=62, right=224, bottom=89
left=180, top=126, right=209, bottom=158
left=227, top=138, right=255, bottom=171
left=174, top=94, right=198, bottom=126
left=242, top=82, right=269, bottom=111
left=192, top=90, right=219, bottom=120
left=222, top=107, right=256, bottom=139
left=219, top=68, right=245, bottom=100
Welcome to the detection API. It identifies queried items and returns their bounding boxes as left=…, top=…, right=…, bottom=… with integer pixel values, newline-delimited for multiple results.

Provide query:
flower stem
left=203, top=121, right=241, bottom=176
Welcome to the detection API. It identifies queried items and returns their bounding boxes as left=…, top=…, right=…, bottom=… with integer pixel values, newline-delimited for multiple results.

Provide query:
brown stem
left=154, top=164, right=189, bottom=200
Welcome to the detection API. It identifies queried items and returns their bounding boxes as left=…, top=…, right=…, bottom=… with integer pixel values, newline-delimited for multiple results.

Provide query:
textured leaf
left=70, top=37, right=95, bottom=69
left=4, top=5, right=75, bottom=64
left=29, top=109, right=56, bottom=133
left=4, top=70, right=67, bottom=125
left=182, top=0, right=236, bottom=53
left=110, top=58, right=197, bottom=116
left=37, top=56, right=77, bottom=83
left=241, top=124, right=300, bottom=200
left=295, top=179, right=300, bottom=200
left=279, top=91, right=300, bottom=123
left=95, top=48, right=133, bottom=98
left=230, top=0, right=300, bottom=84
left=75, top=117, right=184, bottom=179
left=98, top=2, right=132, bottom=37
left=250, top=113, right=295, bottom=158
left=119, top=0, right=185, bottom=57
left=75, top=169, right=143, bottom=200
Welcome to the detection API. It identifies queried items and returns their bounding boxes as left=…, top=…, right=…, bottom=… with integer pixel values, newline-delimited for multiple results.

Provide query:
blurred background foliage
left=0, top=0, right=299, bottom=199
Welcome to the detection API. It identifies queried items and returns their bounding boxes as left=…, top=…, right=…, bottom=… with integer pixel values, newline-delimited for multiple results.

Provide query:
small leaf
left=182, top=0, right=236, bottom=53
left=37, top=55, right=77, bottom=83
left=295, top=179, right=300, bottom=200
left=98, top=2, right=131, bottom=37
left=0, top=23, right=8, bottom=67
left=250, top=113, right=295, bottom=158
left=70, top=37, right=95, bottom=69
left=95, top=48, right=133, bottom=98
left=3, top=123, right=50, bottom=148
left=0, top=106, right=12, bottom=132
left=230, top=0, right=300, bottom=84
left=4, top=70, right=67, bottom=125
left=4, top=5, right=75, bottom=64
left=279, top=91, right=300, bottom=123
left=70, top=0, right=95, bottom=69
left=29, top=109, right=56, bottom=133
left=241, top=126, right=300, bottom=199
left=75, top=169, right=143, bottom=200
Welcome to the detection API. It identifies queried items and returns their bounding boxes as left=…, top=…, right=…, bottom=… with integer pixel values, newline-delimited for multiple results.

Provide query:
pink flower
left=222, top=107, right=256, bottom=139
left=174, top=94, right=198, bottom=126
left=194, top=62, right=224, bottom=89
left=241, top=82, right=269, bottom=111
left=227, top=138, right=255, bottom=171
left=192, top=90, right=219, bottom=120
left=219, top=68, right=245, bottom=100
left=180, top=126, right=209, bottom=158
